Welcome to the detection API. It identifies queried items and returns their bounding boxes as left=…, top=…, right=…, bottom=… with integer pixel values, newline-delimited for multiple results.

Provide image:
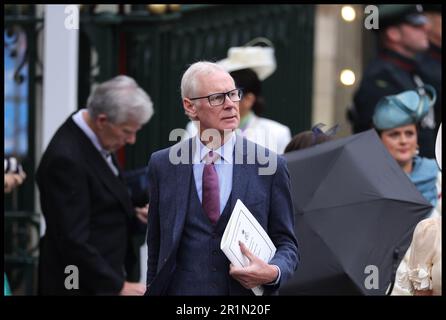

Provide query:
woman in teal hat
left=373, top=85, right=441, bottom=214
left=373, top=86, right=442, bottom=295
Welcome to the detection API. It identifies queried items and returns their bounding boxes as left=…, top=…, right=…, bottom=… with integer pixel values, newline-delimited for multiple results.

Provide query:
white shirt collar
left=72, top=109, right=109, bottom=157
left=193, top=131, right=235, bottom=164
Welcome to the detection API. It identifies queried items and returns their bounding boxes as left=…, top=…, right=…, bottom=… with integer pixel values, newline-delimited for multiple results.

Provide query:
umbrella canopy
left=280, top=130, right=432, bottom=295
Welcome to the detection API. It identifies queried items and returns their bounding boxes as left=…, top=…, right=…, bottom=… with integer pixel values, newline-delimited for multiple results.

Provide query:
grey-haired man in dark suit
left=145, top=61, right=299, bottom=296
left=37, top=75, right=153, bottom=295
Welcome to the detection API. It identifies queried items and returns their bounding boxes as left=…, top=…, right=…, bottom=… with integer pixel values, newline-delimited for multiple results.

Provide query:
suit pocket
left=167, top=269, right=201, bottom=295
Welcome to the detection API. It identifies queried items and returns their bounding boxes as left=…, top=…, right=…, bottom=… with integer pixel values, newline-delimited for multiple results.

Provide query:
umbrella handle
left=386, top=248, right=400, bottom=295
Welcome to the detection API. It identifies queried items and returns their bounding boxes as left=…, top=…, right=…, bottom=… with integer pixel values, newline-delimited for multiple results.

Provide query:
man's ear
left=386, top=26, right=401, bottom=43
left=95, top=113, right=108, bottom=129
left=183, top=98, right=197, bottom=118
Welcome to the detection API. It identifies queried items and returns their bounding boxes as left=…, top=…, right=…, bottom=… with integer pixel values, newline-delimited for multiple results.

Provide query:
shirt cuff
left=265, top=265, right=281, bottom=286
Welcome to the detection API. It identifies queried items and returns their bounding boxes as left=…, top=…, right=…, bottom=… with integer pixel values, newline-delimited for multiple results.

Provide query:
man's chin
left=109, top=146, right=121, bottom=153
left=223, top=121, right=239, bottom=131
left=221, top=127, right=237, bottom=134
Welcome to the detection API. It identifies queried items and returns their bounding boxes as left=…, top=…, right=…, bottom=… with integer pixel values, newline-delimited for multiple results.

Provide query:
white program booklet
left=220, top=199, right=276, bottom=296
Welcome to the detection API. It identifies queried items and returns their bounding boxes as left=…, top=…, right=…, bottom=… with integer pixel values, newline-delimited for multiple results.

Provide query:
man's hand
left=4, top=171, right=26, bottom=193
left=229, top=242, right=279, bottom=289
left=134, top=204, right=149, bottom=224
left=119, top=281, right=146, bottom=295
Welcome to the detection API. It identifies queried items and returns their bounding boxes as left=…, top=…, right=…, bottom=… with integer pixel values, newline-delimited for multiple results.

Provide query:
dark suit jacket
left=145, top=135, right=299, bottom=295
left=36, top=116, right=136, bottom=295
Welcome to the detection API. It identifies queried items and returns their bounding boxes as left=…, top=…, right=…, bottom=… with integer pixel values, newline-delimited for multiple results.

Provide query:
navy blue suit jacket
left=145, top=135, right=299, bottom=295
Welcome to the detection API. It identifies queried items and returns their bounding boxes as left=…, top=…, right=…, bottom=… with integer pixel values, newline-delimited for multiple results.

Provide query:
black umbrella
left=280, top=130, right=432, bottom=295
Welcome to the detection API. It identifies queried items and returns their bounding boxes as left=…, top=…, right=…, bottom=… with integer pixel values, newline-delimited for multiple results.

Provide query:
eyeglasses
left=189, top=88, right=243, bottom=107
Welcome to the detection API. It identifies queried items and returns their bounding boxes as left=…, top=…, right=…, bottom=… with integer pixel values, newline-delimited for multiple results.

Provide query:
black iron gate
left=78, top=4, right=315, bottom=169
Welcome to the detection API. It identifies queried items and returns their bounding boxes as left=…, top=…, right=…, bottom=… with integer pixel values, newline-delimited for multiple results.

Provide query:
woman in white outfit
left=397, top=124, right=442, bottom=296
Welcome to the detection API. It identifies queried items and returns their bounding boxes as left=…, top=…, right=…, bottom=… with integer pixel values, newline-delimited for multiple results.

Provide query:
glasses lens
left=228, top=89, right=242, bottom=102
left=209, top=93, right=225, bottom=106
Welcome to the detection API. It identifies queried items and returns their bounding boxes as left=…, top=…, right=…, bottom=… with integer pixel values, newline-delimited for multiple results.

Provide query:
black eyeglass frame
left=189, top=88, right=244, bottom=106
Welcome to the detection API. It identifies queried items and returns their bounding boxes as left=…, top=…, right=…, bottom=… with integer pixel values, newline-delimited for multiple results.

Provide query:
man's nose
left=223, top=96, right=237, bottom=108
left=126, top=133, right=136, bottom=145
left=419, top=22, right=429, bottom=33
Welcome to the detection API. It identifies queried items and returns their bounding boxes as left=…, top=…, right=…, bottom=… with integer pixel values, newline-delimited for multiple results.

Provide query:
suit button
left=163, top=258, right=167, bottom=263
left=212, top=250, right=217, bottom=255
left=212, top=267, right=217, bottom=272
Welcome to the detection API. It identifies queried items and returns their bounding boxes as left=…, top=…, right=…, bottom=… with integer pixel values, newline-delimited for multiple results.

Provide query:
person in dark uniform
left=349, top=5, right=435, bottom=157
left=416, top=4, right=442, bottom=159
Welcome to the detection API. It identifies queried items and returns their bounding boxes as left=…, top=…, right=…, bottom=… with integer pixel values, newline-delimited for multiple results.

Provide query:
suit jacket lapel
left=88, top=148, right=134, bottom=218
left=67, top=119, right=134, bottom=218
left=111, top=153, right=125, bottom=182
left=230, top=135, right=251, bottom=211
left=172, top=138, right=194, bottom=247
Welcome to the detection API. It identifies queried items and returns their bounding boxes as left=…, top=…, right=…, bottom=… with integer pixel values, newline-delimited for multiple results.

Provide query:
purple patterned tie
left=202, top=151, right=220, bottom=225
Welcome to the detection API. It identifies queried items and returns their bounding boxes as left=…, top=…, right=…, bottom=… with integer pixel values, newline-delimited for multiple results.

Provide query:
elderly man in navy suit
left=37, top=75, right=154, bottom=295
left=145, top=61, right=299, bottom=295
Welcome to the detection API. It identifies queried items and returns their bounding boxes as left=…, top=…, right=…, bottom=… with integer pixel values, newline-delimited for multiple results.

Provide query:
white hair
left=87, top=75, right=154, bottom=124
left=180, top=61, right=229, bottom=99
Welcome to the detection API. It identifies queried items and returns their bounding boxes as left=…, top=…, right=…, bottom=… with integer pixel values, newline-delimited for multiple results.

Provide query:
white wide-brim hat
left=217, top=46, right=277, bottom=81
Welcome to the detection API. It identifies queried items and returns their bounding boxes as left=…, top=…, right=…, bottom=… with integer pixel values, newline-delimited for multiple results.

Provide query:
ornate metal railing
left=4, top=4, right=42, bottom=295
left=4, top=211, right=40, bottom=295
